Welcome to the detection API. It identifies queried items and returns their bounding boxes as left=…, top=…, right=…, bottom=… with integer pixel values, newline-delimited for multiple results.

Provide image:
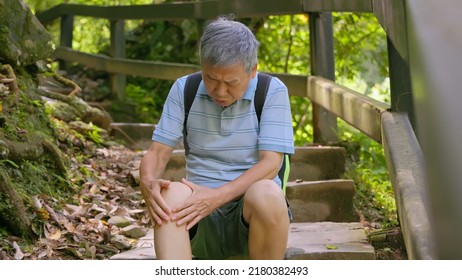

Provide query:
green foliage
left=79, top=164, right=91, bottom=178
left=121, top=19, right=200, bottom=122
left=86, top=122, right=105, bottom=144
left=256, top=15, right=313, bottom=145
left=257, top=15, right=310, bottom=74
left=290, top=96, right=313, bottom=146
left=0, top=160, right=19, bottom=169
left=339, top=121, right=398, bottom=228
left=123, top=83, right=162, bottom=124
left=333, top=13, right=389, bottom=96
left=26, top=0, right=154, bottom=54
left=10, top=159, right=73, bottom=202
left=126, top=19, right=199, bottom=63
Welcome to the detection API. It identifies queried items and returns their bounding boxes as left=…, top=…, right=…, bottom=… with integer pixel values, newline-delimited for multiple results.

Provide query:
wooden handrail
left=52, top=47, right=309, bottom=97
left=381, top=112, right=436, bottom=259
left=53, top=47, right=200, bottom=80
left=302, top=0, right=372, bottom=12
left=37, top=0, right=307, bottom=23
left=37, top=0, right=376, bottom=24
left=308, top=76, right=388, bottom=143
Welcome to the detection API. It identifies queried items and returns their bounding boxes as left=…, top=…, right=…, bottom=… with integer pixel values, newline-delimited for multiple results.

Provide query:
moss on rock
left=0, top=0, right=54, bottom=66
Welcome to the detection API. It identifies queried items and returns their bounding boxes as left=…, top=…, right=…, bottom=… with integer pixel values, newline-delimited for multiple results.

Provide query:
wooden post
left=110, top=19, right=126, bottom=100
left=59, top=15, right=74, bottom=71
left=309, top=12, right=337, bottom=144
left=387, top=37, right=416, bottom=130
left=406, top=0, right=462, bottom=259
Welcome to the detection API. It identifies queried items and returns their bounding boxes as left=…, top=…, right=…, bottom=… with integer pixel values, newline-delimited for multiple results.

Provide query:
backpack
left=182, top=72, right=291, bottom=194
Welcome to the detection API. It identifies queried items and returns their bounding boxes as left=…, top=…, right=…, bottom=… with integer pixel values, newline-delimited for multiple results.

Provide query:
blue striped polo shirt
left=152, top=73, right=294, bottom=188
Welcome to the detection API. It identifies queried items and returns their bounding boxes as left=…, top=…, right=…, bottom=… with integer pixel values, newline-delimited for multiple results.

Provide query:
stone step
left=286, top=222, right=375, bottom=260
left=289, top=146, right=346, bottom=182
left=286, top=179, right=358, bottom=223
left=110, top=122, right=155, bottom=151
left=110, top=222, right=374, bottom=260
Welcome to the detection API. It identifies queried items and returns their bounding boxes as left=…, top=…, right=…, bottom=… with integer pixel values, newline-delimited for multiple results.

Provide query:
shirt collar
left=197, top=73, right=258, bottom=101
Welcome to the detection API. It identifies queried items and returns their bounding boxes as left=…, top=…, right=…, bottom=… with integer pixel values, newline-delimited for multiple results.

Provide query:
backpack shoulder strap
left=254, top=73, right=272, bottom=122
left=183, top=71, right=202, bottom=154
left=254, top=73, right=291, bottom=196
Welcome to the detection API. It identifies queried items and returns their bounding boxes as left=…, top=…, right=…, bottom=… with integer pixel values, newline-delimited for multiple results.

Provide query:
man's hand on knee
left=171, top=178, right=225, bottom=230
left=140, top=179, right=172, bottom=226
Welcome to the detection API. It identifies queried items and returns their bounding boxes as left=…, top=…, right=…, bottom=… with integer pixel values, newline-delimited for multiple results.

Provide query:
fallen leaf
left=56, top=247, right=83, bottom=259
left=49, top=229, right=62, bottom=240
left=12, top=242, right=24, bottom=260
left=37, top=249, right=48, bottom=259
left=44, top=224, right=62, bottom=240
left=325, top=244, right=338, bottom=250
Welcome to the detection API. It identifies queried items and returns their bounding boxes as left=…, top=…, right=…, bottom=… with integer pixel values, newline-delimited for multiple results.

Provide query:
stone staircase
left=109, top=124, right=375, bottom=260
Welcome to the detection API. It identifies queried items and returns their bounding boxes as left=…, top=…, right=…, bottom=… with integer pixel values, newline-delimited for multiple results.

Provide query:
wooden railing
left=37, top=0, right=437, bottom=259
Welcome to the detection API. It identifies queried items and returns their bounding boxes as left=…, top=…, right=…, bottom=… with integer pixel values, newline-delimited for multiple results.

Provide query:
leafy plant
left=86, top=122, right=104, bottom=144
left=338, top=121, right=398, bottom=228
left=333, top=12, right=388, bottom=95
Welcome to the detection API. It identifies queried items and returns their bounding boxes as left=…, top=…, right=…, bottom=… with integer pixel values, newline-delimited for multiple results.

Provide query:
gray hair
left=199, top=16, right=260, bottom=73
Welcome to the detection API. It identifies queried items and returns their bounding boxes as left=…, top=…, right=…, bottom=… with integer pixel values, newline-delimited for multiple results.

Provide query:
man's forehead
left=206, top=72, right=240, bottom=82
left=202, top=63, right=247, bottom=81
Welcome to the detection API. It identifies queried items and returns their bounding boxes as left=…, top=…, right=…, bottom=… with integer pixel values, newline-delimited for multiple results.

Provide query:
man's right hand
left=141, top=179, right=172, bottom=225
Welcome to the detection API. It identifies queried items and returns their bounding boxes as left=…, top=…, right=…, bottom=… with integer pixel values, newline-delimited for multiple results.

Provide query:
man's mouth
left=215, top=99, right=227, bottom=106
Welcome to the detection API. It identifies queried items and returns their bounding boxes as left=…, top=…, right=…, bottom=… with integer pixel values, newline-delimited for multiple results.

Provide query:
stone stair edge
left=110, top=222, right=374, bottom=260
left=287, top=179, right=354, bottom=186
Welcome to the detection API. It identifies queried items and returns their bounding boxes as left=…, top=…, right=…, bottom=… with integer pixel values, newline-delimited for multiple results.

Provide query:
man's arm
left=219, top=150, right=282, bottom=201
left=139, top=141, right=175, bottom=225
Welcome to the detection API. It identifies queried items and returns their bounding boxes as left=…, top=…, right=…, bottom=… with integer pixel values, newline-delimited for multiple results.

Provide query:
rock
left=34, top=60, right=50, bottom=73
left=121, top=225, right=146, bottom=239
left=68, top=120, right=109, bottom=139
left=110, top=235, right=132, bottom=250
left=107, top=216, right=131, bottom=228
left=47, top=100, right=81, bottom=123
left=129, top=170, right=140, bottom=185
left=0, top=0, right=54, bottom=66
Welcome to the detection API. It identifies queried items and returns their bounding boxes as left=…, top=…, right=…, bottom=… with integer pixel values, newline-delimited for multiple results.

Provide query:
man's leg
left=154, top=182, right=193, bottom=259
left=243, top=179, right=290, bottom=259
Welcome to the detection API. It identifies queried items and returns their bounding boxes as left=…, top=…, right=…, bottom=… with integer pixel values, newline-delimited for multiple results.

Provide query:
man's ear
left=250, top=64, right=258, bottom=78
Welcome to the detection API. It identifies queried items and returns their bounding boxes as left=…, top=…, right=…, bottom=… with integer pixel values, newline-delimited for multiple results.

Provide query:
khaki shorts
left=189, top=198, right=249, bottom=259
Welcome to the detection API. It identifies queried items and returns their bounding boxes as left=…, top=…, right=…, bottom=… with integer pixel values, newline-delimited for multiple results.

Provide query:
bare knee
left=161, top=181, right=192, bottom=207
left=154, top=182, right=193, bottom=259
left=244, top=179, right=286, bottom=207
left=154, top=181, right=192, bottom=230
left=243, top=180, right=288, bottom=223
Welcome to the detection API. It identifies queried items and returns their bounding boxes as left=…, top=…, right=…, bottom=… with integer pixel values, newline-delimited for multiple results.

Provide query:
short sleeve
left=152, top=77, right=188, bottom=147
left=258, top=77, right=295, bottom=154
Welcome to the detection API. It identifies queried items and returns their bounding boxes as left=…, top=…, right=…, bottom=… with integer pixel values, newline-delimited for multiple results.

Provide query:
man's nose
left=215, top=83, right=227, bottom=97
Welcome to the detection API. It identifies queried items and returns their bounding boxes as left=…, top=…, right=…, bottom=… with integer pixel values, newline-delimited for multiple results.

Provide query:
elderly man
left=140, top=16, right=294, bottom=260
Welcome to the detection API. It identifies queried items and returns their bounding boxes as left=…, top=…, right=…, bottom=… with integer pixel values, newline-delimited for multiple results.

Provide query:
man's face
left=202, top=61, right=257, bottom=108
